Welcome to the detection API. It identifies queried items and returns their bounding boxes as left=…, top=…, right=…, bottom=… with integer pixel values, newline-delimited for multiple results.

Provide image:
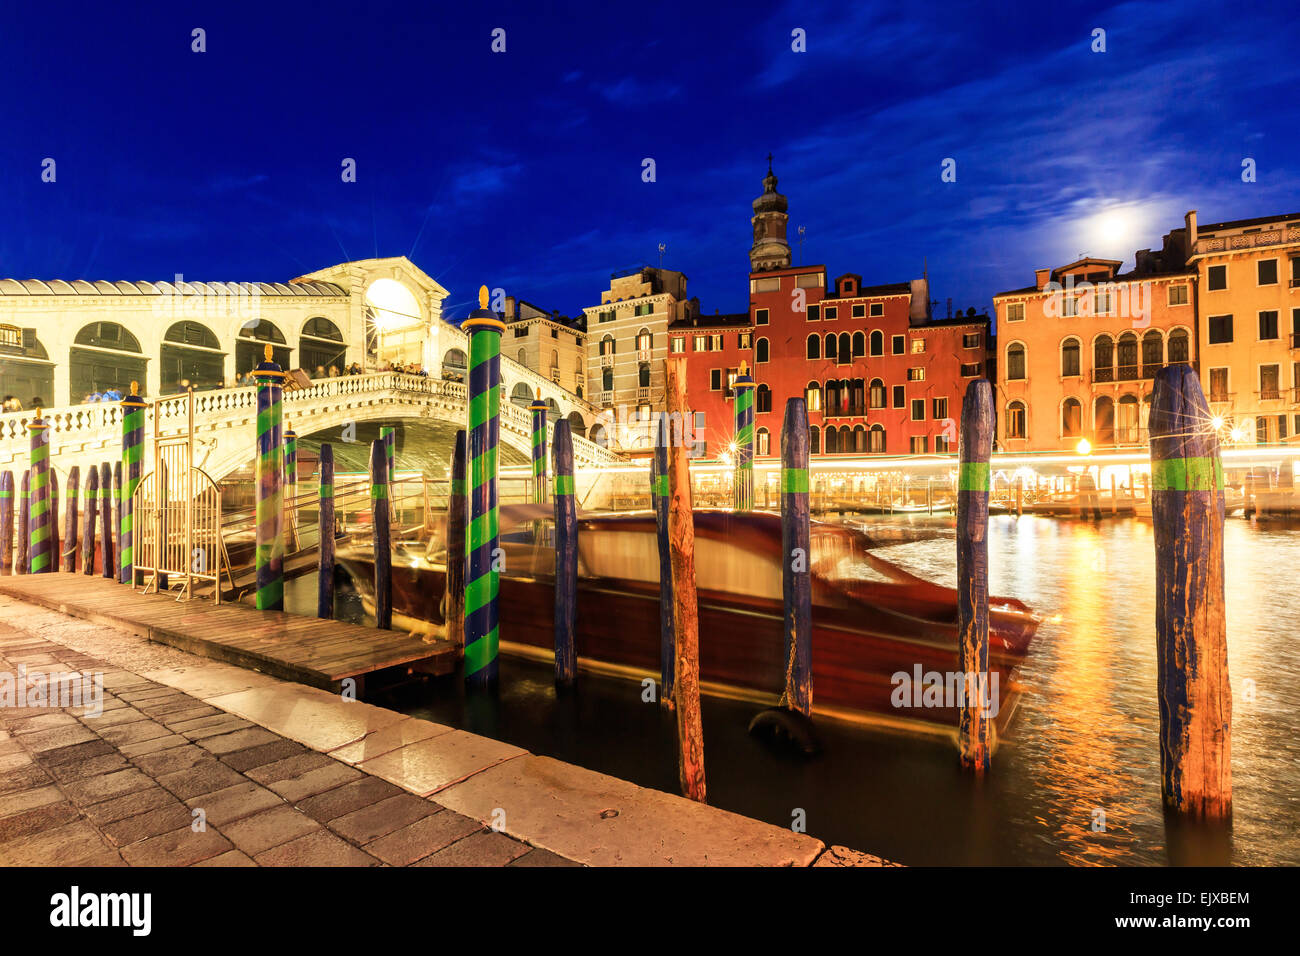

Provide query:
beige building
left=499, top=296, right=586, bottom=404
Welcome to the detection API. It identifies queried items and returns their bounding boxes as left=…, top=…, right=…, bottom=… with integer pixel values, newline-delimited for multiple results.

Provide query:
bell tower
left=749, top=155, right=791, bottom=272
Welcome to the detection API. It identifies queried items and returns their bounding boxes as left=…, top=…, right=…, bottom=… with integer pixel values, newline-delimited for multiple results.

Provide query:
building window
left=1209, top=368, right=1229, bottom=402
left=756, top=338, right=770, bottom=363
left=1207, top=264, right=1228, bottom=291
left=933, top=397, right=948, bottom=420
left=513, top=325, right=528, bottom=338
left=710, top=369, right=722, bottom=390
left=1168, top=284, right=1189, bottom=306
left=710, top=334, right=723, bottom=351
left=755, top=308, right=769, bottom=326
left=910, top=398, right=925, bottom=421
left=892, top=385, right=905, bottom=408
left=869, top=331, right=883, bottom=356
left=807, top=305, right=820, bottom=322
left=757, top=427, right=770, bottom=456
left=1259, top=259, right=1279, bottom=286
left=1006, top=302, right=1025, bottom=322
left=1261, top=364, right=1281, bottom=400
left=824, top=306, right=838, bottom=320
left=852, top=331, right=865, bottom=357
left=935, top=434, right=951, bottom=453
left=1292, top=258, right=1300, bottom=286
left=891, top=335, right=904, bottom=355
left=1061, top=338, right=1081, bottom=377
left=693, top=335, right=706, bottom=352
left=1006, top=401, right=1027, bottom=439
left=869, top=378, right=885, bottom=408
left=806, top=335, right=821, bottom=360
left=805, top=382, right=821, bottom=411
left=670, top=337, right=685, bottom=354
left=551, top=329, right=559, bottom=339
left=960, top=362, right=980, bottom=377
left=1006, top=344, right=1026, bottom=380
left=637, top=329, right=652, bottom=350
left=738, top=332, right=752, bottom=349
left=1062, top=295, right=1079, bottom=318
left=635, top=303, right=652, bottom=316
left=601, top=335, right=615, bottom=355
left=725, top=368, right=739, bottom=396
left=907, top=367, right=925, bottom=381
left=1095, top=290, right=1113, bottom=315
left=852, top=304, right=865, bottom=318
left=825, top=334, right=837, bottom=360
left=598, top=310, right=615, bottom=323
left=1062, top=398, right=1082, bottom=437
left=909, top=436, right=928, bottom=454
left=1259, top=311, right=1279, bottom=340
left=962, top=332, right=981, bottom=349
left=757, top=384, right=772, bottom=413
left=868, top=425, right=885, bottom=453
left=1168, top=329, right=1190, bottom=363
left=639, top=363, right=651, bottom=388
left=910, top=339, right=925, bottom=354
left=1208, top=315, right=1233, bottom=344
left=870, top=303, right=884, bottom=317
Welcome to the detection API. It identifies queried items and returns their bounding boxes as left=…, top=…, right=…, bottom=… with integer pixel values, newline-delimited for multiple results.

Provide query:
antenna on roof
left=797, top=226, right=806, bottom=265
left=658, top=243, right=666, bottom=268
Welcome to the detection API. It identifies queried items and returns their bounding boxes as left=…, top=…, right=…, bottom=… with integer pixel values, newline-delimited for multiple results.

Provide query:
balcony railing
left=1194, top=227, right=1300, bottom=255
left=600, top=353, right=615, bottom=368
left=1209, top=391, right=1234, bottom=405
left=636, top=348, right=652, bottom=363
left=1260, top=387, right=1282, bottom=401
left=636, top=386, right=652, bottom=401
left=1116, top=364, right=1139, bottom=381
left=597, top=390, right=613, bottom=406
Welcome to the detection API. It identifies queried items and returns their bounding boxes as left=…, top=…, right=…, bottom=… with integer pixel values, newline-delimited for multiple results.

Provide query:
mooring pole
left=667, top=356, right=706, bottom=802
left=780, top=398, right=812, bottom=716
left=17, top=471, right=29, bottom=574
left=317, top=443, right=335, bottom=619
left=28, top=416, right=51, bottom=574
left=957, top=379, right=993, bottom=772
left=445, top=430, right=467, bottom=649
left=380, top=425, right=395, bottom=523
left=112, top=461, right=122, bottom=574
left=463, top=286, right=504, bottom=690
left=733, top=361, right=755, bottom=512
left=653, top=412, right=675, bottom=707
left=371, top=439, right=392, bottom=630
left=49, top=469, right=59, bottom=572
left=530, top=391, right=549, bottom=505
left=82, top=467, right=97, bottom=576
left=1148, top=364, right=1231, bottom=820
left=255, top=344, right=285, bottom=611
left=553, top=419, right=577, bottom=685
left=99, top=462, right=113, bottom=580
left=120, top=383, right=144, bottom=584
left=0, top=471, right=12, bottom=575
left=64, top=466, right=79, bottom=573
left=285, top=425, right=299, bottom=553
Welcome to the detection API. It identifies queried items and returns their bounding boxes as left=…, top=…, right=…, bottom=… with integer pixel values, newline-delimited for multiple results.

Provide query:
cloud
left=594, top=76, right=681, bottom=104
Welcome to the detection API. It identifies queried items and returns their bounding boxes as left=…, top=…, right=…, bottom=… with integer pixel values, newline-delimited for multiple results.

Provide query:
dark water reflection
left=286, top=515, right=1300, bottom=866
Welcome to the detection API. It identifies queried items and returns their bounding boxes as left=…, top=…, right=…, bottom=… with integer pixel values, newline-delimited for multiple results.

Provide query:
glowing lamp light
left=1230, top=426, right=1250, bottom=443
left=1210, top=416, right=1225, bottom=431
left=1075, top=438, right=1092, bottom=455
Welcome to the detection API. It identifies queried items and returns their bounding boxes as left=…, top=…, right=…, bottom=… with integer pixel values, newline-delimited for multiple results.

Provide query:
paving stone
left=266, top=761, right=364, bottom=803
left=158, top=705, right=224, bottom=726
left=0, top=765, right=51, bottom=794
left=362, top=809, right=482, bottom=866
left=0, top=784, right=63, bottom=819
left=169, top=712, right=253, bottom=736
left=0, top=801, right=82, bottom=842
left=328, top=716, right=452, bottom=765
left=218, top=738, right=307, bottom=772
left=7, top=712, right=80, bottom=734
left=328, top=792, right=435, bottom=845
left=120, top=826, right=233, bottom=866
left=219, top=805, right=321, bottom=856
left=0, top=819, right=120, bottom=866
left=118, top=734, right=189, bottom=757
left=244, top=751, right=335, bottom=785
left=184, top=782, right=283, bottom=827
left=47, top=752, right=131, bottom=783
left=295, top=775, right=402, bottom=823
left=156, top=760, right=246, bottom=800
left=507, top=847, right=583, bottom=867
left=194, top=849, right=257, bottom=867
left=208, top=684, right=406, bottom=752
left=131, top=743, right=211, bottom=777
left=82, top=706, right=148, bottom=728
left=16, top=723, right=98, bottom=753
left=38, top=738, right=117, bottom=767
left=198, top=727, right=282, bottom=756
left=254, top=828, right=380, bottom=867
left=414, top=830, right=531, bottom=867
left=356, top=730, right=526, bottom=796
left=100, top=720, right=173, bottom=746
left=0, top=751, right=33, bottom=773
left=102, top=802, right=195, bottom=847
left=63, top=768, right=153, bottom=806
left=81, top=786, right=179, bottom=826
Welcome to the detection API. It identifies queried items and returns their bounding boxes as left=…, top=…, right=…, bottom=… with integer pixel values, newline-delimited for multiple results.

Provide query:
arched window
left=809, top=425, right=821, bottom=455
left=852, top=425, right=866, bottom=453
left=805, top=381, right=821, bottom=412
left=852, top=331, right=865, bottom=357
left=1141, top=330, right=1163, bottom=376
left=756, top=337, right=770, bottom=363
left=869, top=330, right=884, bottom=356
left=442, top=348, right=467, bottom=382
left=806, top=334, right=820, bottom=360
left=1094, top=395, right=1114, bottom=444
left=825, top=380, right=841, bottom=415
left=1168, top=329, right=1190, bottom=363
left=75, top=322, right=142, bottom=352
left=838, top=333, right=851, bottom=365
left=601, top=367, right=613, bottom=392
left=757, top=427, right=770, bottom=456
left=1117, top=394, right=1140, bottom=443
left=1062, top=397, right=1082, bottom=437
left=236, top=319, right=289, bottom=374
left=601, top=334, right=615, bottom=355
left=825, top=426, right=839, bottom=454
left=1006, top=401, right=1027, bottom=439
left=636, top=328, right=652, bottom=351
left=511, top=382, right=534, bottom=407
left=868, top=423, right=885, bottom=453
left=73, top=322, right=147, bottom=399
left=1006, top=343, right=1026, bottom=381
left=301, top=316, right=345, bottom=373
left=756, top=383, right=772, bottom=413
left=869, top=378, right=885, bottom=409
left=850, top=378, right=865, bottom=416
left=638, top=362, right=651, bottom=388
left=1093, top=335, right=1114, bottom=381
left=839, top=425, right=852, bottom=452
left=825, top=333, right=837, bottom=360
left=1061, top=337, right=1080, bottom=377
left=1117, top=332, right=1138, bottom=379
left=518, top=349, right=527, bottom=365
left=162, top=321, right=224, bottom=393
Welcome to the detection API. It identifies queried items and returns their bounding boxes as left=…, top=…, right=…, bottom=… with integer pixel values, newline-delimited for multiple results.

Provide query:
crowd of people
left=2, top=395, right=33, bottom=412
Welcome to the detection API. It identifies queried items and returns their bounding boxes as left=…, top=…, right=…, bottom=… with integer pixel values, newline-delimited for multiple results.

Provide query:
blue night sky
left=2, top=0, right=1299, bottom=322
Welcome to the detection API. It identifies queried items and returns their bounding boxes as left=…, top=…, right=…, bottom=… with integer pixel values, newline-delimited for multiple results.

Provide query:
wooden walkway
left=0, top=573, right=457, bottom=695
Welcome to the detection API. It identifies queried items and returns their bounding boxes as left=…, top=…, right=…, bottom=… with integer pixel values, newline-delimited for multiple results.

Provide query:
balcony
left=636, top=348, right=652, bottom=363
left=600, top=353, right=615, bottom=369
left=1116, top=364, right=1139, bottom=381
left=1208, top=391, right=1234, bottom=406
left=1194, top=226, right=1300, bottom=255
left=1259, top=387, right=1282, bottom=401
left=597, top=390, right=613, bottom=406
left=636, top=386, right=652, bottom=401
left=1093, top=367, right=1115, bottom=384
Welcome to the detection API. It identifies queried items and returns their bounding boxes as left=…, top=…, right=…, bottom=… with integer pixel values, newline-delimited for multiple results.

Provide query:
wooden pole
left=370, top=439, right=392, bottom=630
left=49, top=469, right=59, bottom=572
left=1111, top=473, right=1118, bottom=515
left=99, top=462, right=113, bottom=580
left=1148, top=365, right=1231, bottom=820
left=17, top=471, right=29, bottom=574
left=63, top=467, right=78, bottom=573
left=956, top=379, right=993, bottom=772
left=652, top=413, right=675, bottom=706
left=317, top=444, right=335, bottom=619
left=254, top=344, right=285, bottom=610
left=667, top=356, right=706, bottom=802
left=285, top=426, right=299, bottom=553
left=926, top=476, right=933, bottom=515
left=733, top=361, right=755, bottom=511
left=1015, top=477, right=1023, bottom=516
left=530, top=391, right=549, bottom=505
left=445, top=430, right=467, bottom=649
left=81, top=466, right=97, bottom=576
left=779, top=398, right=812, bottom=716
left=112, top=461, right=122, bottom=575
left=0, top=471, right=12, bottom=574
left=552, top=419, right=577, bottom=686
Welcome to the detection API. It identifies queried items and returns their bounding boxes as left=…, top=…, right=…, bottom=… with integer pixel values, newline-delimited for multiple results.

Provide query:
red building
left=674, top=164, right=993, bottom=459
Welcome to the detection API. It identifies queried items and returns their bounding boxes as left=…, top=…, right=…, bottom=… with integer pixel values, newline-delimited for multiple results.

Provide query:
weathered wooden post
left=1110, top=473, right=1118, bottom=516
left=444, top=430, right=467, bottom=649
left=28, top=416, right=51, bottom=574
left=0, top=471, right=12, bottom=574
left=733, top=361, right=755, bottom=512
left=120, top=384, right=145, bottom=583
left=463, top=286, right=503, bottom=689
left=552, top=419, right=577, bottom=686
left=926, top=476, right=934, bottom=514
left=667, top=356, right=706, bottom=802
left=652, top=412, right=675, bottom=707
left=99, top=462, right=113, bottom=579
left=49, top=470, right=59, bottom=572
left=255, top=344, right=285, bottom=611
left=64, top=466, right=79, bottom=572
left=1015, top=477, right=1024, bottom=516
left=17, top=471, right=29, bottom=574
left=957, top=379, right=993, bottom=772
left=530, top=390, right=549, bottom=505
left=285, top=424, right=299, bottom=552
left=81, top=467, right=97, bottom=576
left=379, top=424, right=396, bottom=524
left=317, top=443, right=335, bottom=619
left=1148, top=364, right=1231, bottom=820
left=112, top=462, right=122, bottom=573
left=780, top=398, right=812, bottom=716
left=370, top=439, right=392, bottom=630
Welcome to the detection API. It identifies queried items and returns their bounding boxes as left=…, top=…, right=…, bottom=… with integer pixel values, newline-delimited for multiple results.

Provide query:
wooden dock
left=0, top=574, right=457, bottom=695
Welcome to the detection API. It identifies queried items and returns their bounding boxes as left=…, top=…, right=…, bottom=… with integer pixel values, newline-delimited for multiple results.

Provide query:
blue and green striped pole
left=779, top=398, right=812, bottom=716
left=317, top=443, right=335, bottom=619
left=380, top=425, right=395, bottom=522
left=0, top=471, right=12, bottom=574
left=553, top=419, right=576, bottom=685
left=529, top=391, right=549, bottom=504
left=17, top=471, right=29, bottom=574
left=28, top=416, right=51, bottom=574
left=120, top=383, right=145, bottom=583
left=285, top=424, right=299, bottom=552
left=956, top=378, right=993, bottom=773
left=733, top=362, right=755, bottom=511
left=463, top=285, right=504, bottom=689
left=255, top=344, right=285, bottom=611
left=652, top=412, right=675, bottom=705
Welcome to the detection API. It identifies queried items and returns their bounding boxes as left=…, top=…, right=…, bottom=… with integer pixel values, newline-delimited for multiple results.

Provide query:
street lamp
left=1076, top=438, right=1092, bottom=456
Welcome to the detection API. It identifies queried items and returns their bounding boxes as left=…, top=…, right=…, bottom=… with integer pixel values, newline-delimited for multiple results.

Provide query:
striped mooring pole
left=81, top=467, right=98, bottom=576
left=28, top=413, right=51, bottom=574
left=371, top=439, right=392, bottom=630
left=380, top=425, right=395, bottom=522
left=0, top=471, right=12, bottom=574
left=285, top=424, right=299, bottom=552
left=552, top=419, right=577, bottom=685
left=17, top=471, right=29, bottom=574
left=120, top=383, right=145, bottom=584
left=463, top=285, right=504, bottom=689
left=444, top=430, right=467, bottom=649
left=255, top=344, right=286, bottom=611
left=317, top=443, right=335, bottom=619
left=63, top=466, right=79, bottom=573
left=529, top=391, right=549, bottom=505
left=652, top=412, right=675, bottom=706
left=733, top=361, right=755, bottom=512
left=956, top=379, right=993, bottom=773
left=1148, top=363, right=1231, bottom=820
left=99, top=463, right=113, bottom=580
left=779, top=398, right=812, bottom=716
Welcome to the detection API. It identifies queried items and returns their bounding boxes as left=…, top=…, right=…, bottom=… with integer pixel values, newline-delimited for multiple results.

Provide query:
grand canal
left=286, top=513, right=1300, bottom=866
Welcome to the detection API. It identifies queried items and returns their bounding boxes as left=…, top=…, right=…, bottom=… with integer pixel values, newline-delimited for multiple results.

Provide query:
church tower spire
left=749, top=156, right=791, bottom=272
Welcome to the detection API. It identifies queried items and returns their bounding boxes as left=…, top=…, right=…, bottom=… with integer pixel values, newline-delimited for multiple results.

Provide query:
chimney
left=505, top=295, right=516, bottom=320
left=1034, top=268, right=1051, bottom=290
left=1184, top=210, right=1198, bottom=263
left=909, top=277, right=929, bottom=321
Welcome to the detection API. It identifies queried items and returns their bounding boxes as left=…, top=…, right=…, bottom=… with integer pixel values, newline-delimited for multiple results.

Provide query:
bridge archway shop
left=71, top=322, right=147, bottom=401
left=0, top=325, right=54, bottom=406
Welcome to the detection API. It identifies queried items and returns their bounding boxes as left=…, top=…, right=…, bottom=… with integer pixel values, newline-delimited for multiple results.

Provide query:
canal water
left=285, top=516, right=1300, bottom=866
